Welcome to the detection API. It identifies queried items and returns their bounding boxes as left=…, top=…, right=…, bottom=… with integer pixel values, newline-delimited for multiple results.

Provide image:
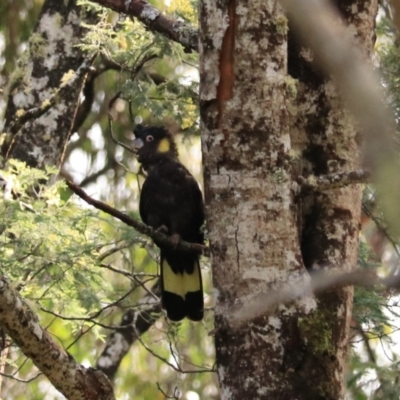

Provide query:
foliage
left=347, top=238, right=400, bottom=399
left=78, top=0, right=199, bottom=132
left=0, top=159, right=215, bottom=399
left=376, top=12, right=400, bottom=124
left=0, top=0, right=218, bottom=397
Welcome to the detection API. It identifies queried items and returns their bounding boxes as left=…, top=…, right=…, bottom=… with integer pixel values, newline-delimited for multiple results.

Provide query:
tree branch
left=89, top=0, right=198, bottom=52
left=66, top=180, right=210, bottom=257
left=298, top=169, right=370, bottom=191
left=0, top=276, right=115, bottom=400
left=230, top=267, right=400, bottom=328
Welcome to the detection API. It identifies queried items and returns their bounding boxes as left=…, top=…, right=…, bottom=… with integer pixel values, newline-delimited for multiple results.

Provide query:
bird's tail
left=160, top=250, right=203, bottom=321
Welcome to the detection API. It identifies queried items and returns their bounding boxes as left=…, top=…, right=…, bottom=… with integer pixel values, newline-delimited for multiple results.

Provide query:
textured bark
left=288, top=1, right=378, bottom=398
left=0, top=277, right=115, bottom=400
left=285, top=0, right=399, bottom=227
left=2, top=0, right=98, bottom=169
left=298, top=169, right=370, bottom=191
left=200, top=0, right=378, bottom=398
left=200, top=1, right=315, bottom=398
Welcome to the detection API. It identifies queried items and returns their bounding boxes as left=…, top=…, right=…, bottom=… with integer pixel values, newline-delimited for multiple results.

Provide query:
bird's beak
left=132, top=138, right=144, bottom=152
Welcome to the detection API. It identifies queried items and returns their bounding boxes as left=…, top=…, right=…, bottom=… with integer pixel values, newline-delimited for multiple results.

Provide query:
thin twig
left=40, top=286, right=137, bottom=322
left=135, top=329, right=213, bottom=374
left=107, top=92, right=134, bottom=153
left=156, top=382, right=180, bottom=399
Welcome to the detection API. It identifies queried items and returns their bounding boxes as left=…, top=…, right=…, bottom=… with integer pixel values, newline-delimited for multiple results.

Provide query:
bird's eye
left=146, top=135, right=154, bottom=142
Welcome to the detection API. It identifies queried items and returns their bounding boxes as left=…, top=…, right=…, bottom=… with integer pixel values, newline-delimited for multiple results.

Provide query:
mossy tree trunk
left=290, top=1, right=377, bottom=398
left=2, top=0, right=97, bottom=169
left=200, top=0, right=377, bottom=398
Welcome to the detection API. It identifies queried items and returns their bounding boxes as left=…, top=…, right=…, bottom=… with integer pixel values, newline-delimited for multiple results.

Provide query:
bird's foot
left=170, top=233, right=181, bottom=248
left=156, top=226, right=180, bottom=248
left=156, top=225, right=168, bottom=234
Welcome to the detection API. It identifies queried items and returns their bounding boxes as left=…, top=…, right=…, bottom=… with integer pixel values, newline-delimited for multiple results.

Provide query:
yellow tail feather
left=162, top=259, right=185, bottom=298
left=162, top=259, right=201, bottom=298
left=183, top=260, right=202, bottom=294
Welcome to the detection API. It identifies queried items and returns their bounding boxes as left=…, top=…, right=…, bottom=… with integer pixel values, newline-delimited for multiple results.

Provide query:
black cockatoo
left=132, top=125, right=204, bottom=321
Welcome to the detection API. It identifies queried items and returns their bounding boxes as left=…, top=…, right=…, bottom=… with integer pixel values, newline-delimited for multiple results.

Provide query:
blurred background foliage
left=2, top=0, right=400, bottom=399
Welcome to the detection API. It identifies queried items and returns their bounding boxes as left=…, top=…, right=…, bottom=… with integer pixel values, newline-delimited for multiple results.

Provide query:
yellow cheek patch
left=157, top=138, right=170, bottom=153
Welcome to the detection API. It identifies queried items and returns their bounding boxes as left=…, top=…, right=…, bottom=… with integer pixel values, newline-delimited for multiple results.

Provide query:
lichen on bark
left=200, top=1, right=316, bottom=398
left=201, top=0, right=378, bottom=398
left=288, top=0, right=378, bottom=398
left=2, top=0, right=98, bottom=169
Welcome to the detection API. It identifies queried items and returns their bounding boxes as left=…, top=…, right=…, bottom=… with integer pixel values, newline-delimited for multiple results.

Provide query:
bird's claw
left=170, top=233, right=181, bottom=248
left=156, top=225, right=168, bottom=234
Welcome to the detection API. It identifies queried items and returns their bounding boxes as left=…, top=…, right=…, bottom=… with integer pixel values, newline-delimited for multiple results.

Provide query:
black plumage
left=133, top=124, right=205, bottom=321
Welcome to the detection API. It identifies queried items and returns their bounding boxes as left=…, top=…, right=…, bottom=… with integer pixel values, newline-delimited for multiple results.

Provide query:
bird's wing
left=139, top=161, right=204, bottom=241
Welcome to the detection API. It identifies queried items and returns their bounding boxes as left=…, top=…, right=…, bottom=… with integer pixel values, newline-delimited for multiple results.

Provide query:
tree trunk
left=200, top=0, right=377, bottom=398
left=2, top=0, right=97, bottom=169
left=200, top=1, right=315, bottom=398
left=289, top=1, right=377, bottom=398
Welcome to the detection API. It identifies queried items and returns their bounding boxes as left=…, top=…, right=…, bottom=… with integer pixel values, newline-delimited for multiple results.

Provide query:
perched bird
left=132, top=124, right=205, bottom=321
